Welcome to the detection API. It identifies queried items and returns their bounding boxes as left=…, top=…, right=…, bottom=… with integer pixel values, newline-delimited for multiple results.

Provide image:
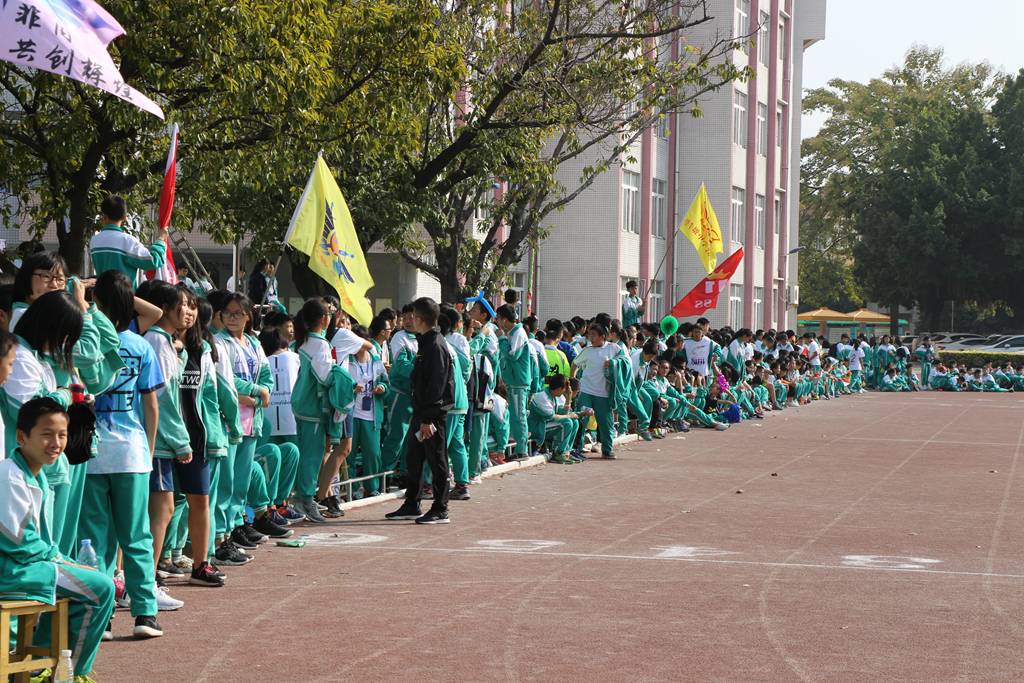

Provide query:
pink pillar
left=763, top=0, right=780, bottom=329
left=778, top=0, right=793, bottom=329
left=639, top=127, right=654, bottom=321
left=742, top=0, right=760, bottom=328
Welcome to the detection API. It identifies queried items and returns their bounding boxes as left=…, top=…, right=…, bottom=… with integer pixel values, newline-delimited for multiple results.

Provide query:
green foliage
left=937, top=351, right=1024, bottom=368
left=801, top=47, right=1013, bottom=331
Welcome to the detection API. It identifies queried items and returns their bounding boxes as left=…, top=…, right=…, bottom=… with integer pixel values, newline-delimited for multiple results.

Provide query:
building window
left=651, top=178, right=667, bottom=238
left=649, top=279, right=664, bottom=320
left=733, top=90, right=748, bottom=148
left=622, top=171, right=641, bottom=233
left=736, top=0, right=750, bottom=52
left=776, top=109, right=784, bottom=147
left=729, top=284, right=744, bottom=329
left=778, top=20, right=786, bottom=62
left=508, top=271, right=527, bottom=318
left=755, top=194, right=766, bottom=248
left=757, top=102, right=768, bottom=156
left=753, top=286, right=764, bottom=328
left=758, top=10, right=769, bottom=65
left=771, top=286, right=779, bottom=329
left=730, top=187, right=745, bottom=244
left=774, top=193, right=783, bottom=234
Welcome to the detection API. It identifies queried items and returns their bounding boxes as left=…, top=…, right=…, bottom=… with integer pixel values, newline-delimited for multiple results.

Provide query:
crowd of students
left=0, top=200, right=1020, bottom=682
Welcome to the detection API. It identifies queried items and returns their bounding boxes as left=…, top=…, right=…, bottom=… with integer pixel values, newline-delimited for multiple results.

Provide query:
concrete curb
left=337, top=433, right=640, bottom=512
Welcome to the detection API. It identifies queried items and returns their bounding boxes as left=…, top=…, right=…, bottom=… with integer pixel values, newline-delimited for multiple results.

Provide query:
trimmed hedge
left=937, top=350, right=1024, bottom=367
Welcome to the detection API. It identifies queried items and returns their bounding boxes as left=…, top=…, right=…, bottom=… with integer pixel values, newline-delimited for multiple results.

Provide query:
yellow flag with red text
left=679, top=183, right=724, bottom=274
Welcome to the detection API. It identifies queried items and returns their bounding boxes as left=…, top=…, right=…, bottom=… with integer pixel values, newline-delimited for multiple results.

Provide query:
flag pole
left=643, top=247, right=672, bottom=302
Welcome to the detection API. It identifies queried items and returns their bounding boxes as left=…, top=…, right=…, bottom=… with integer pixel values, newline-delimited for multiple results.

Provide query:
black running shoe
left=450, top=485, right=471, bottom=501
left=415, top=509, right=450, bottom=525
left=384, top=505, right=422, bottom=520
left=230, top=527, right=258, bottom=550
left=241, top=523, right=268, bottom=545
left=212, top=542, right=252, bottom=566
left=133, top=615, right=164, bottom=639
left=253, top=514, right=293, bottom=539
left=322, top=495, right=345, bottom=518
left=189, top=561, right=226, bottom=587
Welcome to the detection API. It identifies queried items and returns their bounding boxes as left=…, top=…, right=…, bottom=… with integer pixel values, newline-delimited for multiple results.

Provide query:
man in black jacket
left=385, top=297, right=454, bottom=524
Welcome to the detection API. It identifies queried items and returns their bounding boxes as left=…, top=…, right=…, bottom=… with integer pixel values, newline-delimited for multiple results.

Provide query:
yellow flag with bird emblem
left=679, top=183, right=724, bottom=274
left=285, top=157, right=374, bottom=326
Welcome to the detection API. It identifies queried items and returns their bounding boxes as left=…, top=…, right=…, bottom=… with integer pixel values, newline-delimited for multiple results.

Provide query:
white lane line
left=328, top=543, right=1024, bottom=579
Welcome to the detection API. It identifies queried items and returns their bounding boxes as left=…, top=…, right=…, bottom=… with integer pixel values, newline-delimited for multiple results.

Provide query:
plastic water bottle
left=79, top=538, right=99, bottom=569
left=54, top=649, right=74, bottom=682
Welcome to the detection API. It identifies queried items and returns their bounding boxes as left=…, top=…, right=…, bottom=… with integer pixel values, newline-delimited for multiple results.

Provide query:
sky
left=801, top=0, right=1024, bottom=138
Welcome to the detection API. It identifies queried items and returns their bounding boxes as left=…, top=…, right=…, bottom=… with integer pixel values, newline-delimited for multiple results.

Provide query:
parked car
left=983, top=335, right=1024, bottom=354
left=940, top=337, right=997, bottom=351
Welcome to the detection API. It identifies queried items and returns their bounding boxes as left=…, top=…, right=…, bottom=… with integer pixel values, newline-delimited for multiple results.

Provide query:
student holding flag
left=90, top=195, right=168, bottom=286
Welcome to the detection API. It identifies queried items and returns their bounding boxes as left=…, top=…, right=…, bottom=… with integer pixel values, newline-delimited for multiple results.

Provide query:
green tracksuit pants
left=78, top=472, right=158, bottom=618
left=381, top=392, right=413, bottom=475
left=351, top=418, right=383, bottom=495
left=254, top=442, right=292, bottom=506
left=48, top=462, right=88, bottom=560
left=268, top=436, right=300, bottom=505
left=446, top=412, right=469, bottom=486
left=468, top=412, right=490, bottom=478
left=247, top=459, right=271, bottom=512
left=545, top=418, right=578, bottom=455
left=36, top=564, right=115, bottom=677
left=295, top=418, right=329, bottom=499
left=683, top=401, right=720, bottom=428
left=489, top=411, right=510, bottom=455
left=207, top=457, right=223, bottom=554
left=619, top=388, right=651, bottom=434
left=578, top=393, right=614, bottom=457
left=507, top=386, right=530, bottom=456
left=214, top=445, right=236, bottom=541
left=229, top=436, right=257, bottom=529
left=162, top=493, right=188, bottom=558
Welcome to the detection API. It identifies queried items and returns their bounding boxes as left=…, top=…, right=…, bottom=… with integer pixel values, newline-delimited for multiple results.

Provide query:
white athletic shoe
left=155, top=583, right=184, bottom=611
left=714, top=422, right=730, bottom=431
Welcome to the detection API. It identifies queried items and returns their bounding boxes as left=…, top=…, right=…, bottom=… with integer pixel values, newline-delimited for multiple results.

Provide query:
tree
left=388, top=0, right=747, bottom=302
left=0, top=0, right=462, bottom=276
left=801, top=47, right=1002, bottom=331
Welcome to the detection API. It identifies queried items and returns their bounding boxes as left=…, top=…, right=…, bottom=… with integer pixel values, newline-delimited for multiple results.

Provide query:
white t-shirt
left=268, top=351, right=300, bottom=436
left=807, top=340, right=822, bottom=367
left=683, top=337, right=713, bottom=376
left=572, top=344, right=618, bottom=397
left=331, top=328, right=365, bottom=362
left=345, top=355, right=387, bottom=422
left=848, top=346, right=864, bottom=371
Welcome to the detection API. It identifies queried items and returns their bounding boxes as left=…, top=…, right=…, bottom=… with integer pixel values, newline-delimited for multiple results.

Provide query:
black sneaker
left=156, top=558, right=184, bottom=579
left=385, top=505, right=422, bottom=520
left=253, top=514, right=294, bottom=539
left=133, top=615, right=164, bottom=639
left=241, top=523, right=268, bottom=545
left=322, top=495, right=345, bottom=518
left=189, top=561, right=226, bottom=587
left=450, top=485, right=471, bottom=501
left=230, top=527, right=258, bottom=550
left=212, top=542, right=252, bottom=566
left=415, top=509, right=450, bottom=525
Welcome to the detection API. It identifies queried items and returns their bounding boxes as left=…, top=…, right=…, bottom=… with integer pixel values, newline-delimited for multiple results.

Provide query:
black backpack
left=65, top=401, right=96, bottom=466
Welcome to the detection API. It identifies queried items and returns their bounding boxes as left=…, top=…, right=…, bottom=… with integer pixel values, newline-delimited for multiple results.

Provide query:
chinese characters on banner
left=1, top=0, right=163, bottom=118
left=670, top=248, right=745, bottom=318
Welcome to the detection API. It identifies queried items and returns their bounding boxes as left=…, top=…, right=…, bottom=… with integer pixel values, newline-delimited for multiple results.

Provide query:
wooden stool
left=0, top=599, right=69, bottom=682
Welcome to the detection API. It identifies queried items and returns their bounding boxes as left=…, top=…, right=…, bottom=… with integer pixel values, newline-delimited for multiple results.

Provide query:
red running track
left=95, top=392, right=1024, bottom=682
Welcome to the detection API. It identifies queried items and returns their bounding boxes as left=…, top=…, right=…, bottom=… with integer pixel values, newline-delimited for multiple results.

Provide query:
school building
left=519, top=0, right=826, bottom=331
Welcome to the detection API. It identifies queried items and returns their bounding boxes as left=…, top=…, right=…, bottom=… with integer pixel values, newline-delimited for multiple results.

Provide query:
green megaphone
left=660, top=315, right=679, bottom=337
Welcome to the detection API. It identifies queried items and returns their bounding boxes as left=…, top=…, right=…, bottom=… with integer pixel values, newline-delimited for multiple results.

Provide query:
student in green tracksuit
left=572, top=323, right=619, bottom=458
left=216, top=293, right=279, bottom=545
left=88, top=195, right=167, bottom=286
left=343, top=329, right=390, bottom=497
left=380, top=307, right=418, bottom=480
left=621, top=280, right=645, bottom=329
left=608, top=323, right=651, bottom=440
left=1, top=287, right=109, bottom=561
left=914, top=338, right=935, bottom=388
left=467, top=303, right=499, bottom=479
left=290, top=298, right=356, bottom=522
left=496, top=305, right=533, bottom=459
left=80, top=271, right=165, bottom=636
left=0, top=399, right=118, bottom=678
left=442, top=308, right=471, bottom=499
left=528, top=375, right=579, bottom=463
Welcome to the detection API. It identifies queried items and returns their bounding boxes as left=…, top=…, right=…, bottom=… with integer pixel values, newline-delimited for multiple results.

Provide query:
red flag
left=670, top=247, right=744, bottom=318
left=148, top=124, right=179, bottom=284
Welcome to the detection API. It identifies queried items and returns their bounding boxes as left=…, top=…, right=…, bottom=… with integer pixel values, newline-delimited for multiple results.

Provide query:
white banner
left=1, top=0, right=163, bottom=118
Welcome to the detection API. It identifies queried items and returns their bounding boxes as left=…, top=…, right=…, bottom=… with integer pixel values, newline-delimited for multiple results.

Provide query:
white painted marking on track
left=474, top=539, right=565, bottom=552
left=329, top=543, right=1024, bottom=579
left=302, top=532, right=389, bottom=546
left=841, top=555, right=941, bottom=570
left=652, top=546, right=737, bottom=558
